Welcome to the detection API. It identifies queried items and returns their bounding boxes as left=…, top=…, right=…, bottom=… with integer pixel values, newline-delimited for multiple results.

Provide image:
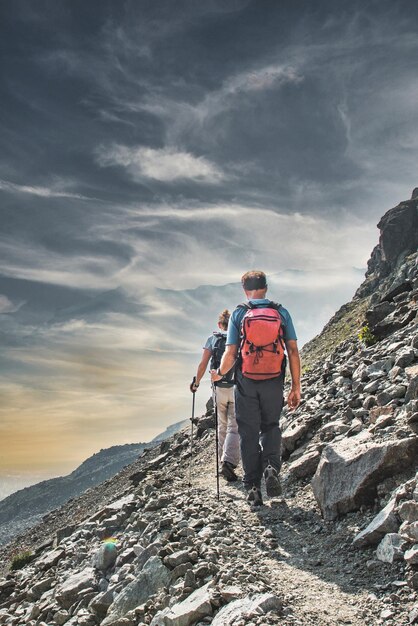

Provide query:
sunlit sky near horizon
left=1, top=0, right=418, bottom=494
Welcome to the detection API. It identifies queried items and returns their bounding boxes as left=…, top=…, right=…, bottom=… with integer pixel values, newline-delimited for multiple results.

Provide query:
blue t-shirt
left=226, top=299, right=297, bottom=346
left=203, top=332, right=226, bottom=352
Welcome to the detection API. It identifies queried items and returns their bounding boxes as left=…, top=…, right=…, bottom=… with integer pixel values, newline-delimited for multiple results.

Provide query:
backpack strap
left=266, top=300, right=282, bottom=310
left=237, top=300, right=282, bottom=310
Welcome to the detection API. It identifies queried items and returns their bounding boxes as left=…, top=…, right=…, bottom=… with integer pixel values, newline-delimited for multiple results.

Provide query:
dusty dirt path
left=186, top=440, right=399, bottom=626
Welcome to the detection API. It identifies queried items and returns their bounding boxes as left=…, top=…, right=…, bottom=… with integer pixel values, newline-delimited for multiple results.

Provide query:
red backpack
left=238, top=301, right=285, bottom=380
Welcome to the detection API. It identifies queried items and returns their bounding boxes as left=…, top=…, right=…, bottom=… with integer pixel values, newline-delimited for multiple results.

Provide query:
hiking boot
left=264, top=464, right=282, bottom=497
left=221, top=461, right=238, bottom=482
left=247, top=485, right=263, bottom=507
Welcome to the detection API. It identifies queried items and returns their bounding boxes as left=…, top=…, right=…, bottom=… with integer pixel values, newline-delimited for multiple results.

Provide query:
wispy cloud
left=96, top=145, right=226, bottom=183
left=0, top=201, right=377, bottom=291
left=0, top=179, right=92, bottom=200
left=0, top=295, right=24, bottom=314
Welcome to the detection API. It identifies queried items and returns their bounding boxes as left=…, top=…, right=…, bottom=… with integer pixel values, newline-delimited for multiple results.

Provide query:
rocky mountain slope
left=301, top=188, right=418, bottom=369
left=0, top=191, right=417, bottom=626
left=0, top=421, right=187, bottom=547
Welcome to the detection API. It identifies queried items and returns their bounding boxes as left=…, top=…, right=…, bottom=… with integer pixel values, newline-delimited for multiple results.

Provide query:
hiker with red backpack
left=190, top=309, right=241, bottom=483
left=211, top=271, right=301, bottom=506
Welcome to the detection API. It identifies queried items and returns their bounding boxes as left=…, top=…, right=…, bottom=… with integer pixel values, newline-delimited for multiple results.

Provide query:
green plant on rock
left=358, top=324, right=377, bottom=347
left=10, top=550, right=34, bottom=571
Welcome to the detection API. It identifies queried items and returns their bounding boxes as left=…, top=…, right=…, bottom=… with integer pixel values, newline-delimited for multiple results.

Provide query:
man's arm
left=286, top=339, right=301, bottom=410
left=211, top=344, right=237, bottom=381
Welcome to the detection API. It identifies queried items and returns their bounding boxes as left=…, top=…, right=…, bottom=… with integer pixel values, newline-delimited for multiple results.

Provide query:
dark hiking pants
left=234, top=369, right=284, bottom=489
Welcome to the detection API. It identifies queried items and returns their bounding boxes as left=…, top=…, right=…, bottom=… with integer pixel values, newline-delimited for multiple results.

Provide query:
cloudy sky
left=1, top=0, right=417, bottom=494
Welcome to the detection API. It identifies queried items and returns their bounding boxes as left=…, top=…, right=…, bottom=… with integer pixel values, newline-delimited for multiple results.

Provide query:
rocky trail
left=185, top=434, right=415, bottom=625
left=1, top=420, right=414, bottom=626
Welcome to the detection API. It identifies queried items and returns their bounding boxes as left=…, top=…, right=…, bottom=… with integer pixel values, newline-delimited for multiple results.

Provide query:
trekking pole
left=189, top=377, right=196, bottom=488
left=211, top=382, right=220, bottom=501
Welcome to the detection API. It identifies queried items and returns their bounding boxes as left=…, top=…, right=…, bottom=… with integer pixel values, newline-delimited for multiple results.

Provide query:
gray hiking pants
left=234, top=370, right=284, bottom=489
left=214, top=385, right=240, bottom=467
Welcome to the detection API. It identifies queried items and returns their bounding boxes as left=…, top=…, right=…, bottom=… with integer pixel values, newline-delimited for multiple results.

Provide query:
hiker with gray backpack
left=211, top=271, right=301, bottom=506
left=190, top=309, right=241, bottom=483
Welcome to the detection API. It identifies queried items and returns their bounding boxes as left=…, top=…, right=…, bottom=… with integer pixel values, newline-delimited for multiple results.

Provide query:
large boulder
left=311, top=433, right=418, bottom=520
left=55, top=567, right=97, bottom=609
left=211, top=593, right=282, bottom=625
left=102, top=556, right=171, bottom=625
left=151, top=582, right=213, bottom=626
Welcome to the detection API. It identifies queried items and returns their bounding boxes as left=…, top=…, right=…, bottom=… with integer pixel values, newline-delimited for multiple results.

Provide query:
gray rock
left=363, top=380, right=381, bottom=394
left=92, top=542, right=118, bottom=571
left=211, top=593, right=282, bottom=625
left=288, top=450, right=321, bottom=479
left=406, top=373, right=418, bottom=403
left=352, top=363, right=369, bottom=384
left=54, top=610, right=70, bottom=625
left=376, top=391, right=392, bottom=406
left=145, top=495, right=171, bottom=511
left=399, top=500, right=418, bottom=523
left=388, top=384, right=407, bottom=398
left=311, top=433, right=418, bottom=520
left=55, top=525, right=77, bottom=546
left=400, top=521, right=418, bottom=542
left=28, top=576, right=55, bottom=600
left=404, top=545, right=418, bottom=564
left=56, top=567, right=97, bottom=609
left=353, top=499, right=400, bottom=547
left=374, top=309, right=416, bottom=339
left=37, top=548, right=65, bottom=570
left=389, top=365, right=403, bottom=380
left=282, top=419, right=311, bottom=453
left=366, top=358, right=394, bottom=379
left=89, top=589, right=114, bottom=619
left=363, top=396, right=377, bottom=410
left=164, top=550, right=197, bottom=569
left=319, top=420, right=350, bottom=439
left=408, top=412, right=418, bottom=426
left=102, top=557, right=171, bottom=625
left=376, top=533, right=407, bottom=563
left=219, top=585, right=243, bottom=602
left=409, top=605, right=418, bottom=624
left=135, top=542, right=162, bottom=572
left=366, top=302, right=396, bottom=328
left=150, top=582, right=213, bottom=626
left=395, top=348, right=416, bottom=368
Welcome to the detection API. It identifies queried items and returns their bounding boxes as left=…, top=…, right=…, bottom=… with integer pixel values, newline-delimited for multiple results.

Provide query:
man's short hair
left=241, top=270, right=267, bottom=291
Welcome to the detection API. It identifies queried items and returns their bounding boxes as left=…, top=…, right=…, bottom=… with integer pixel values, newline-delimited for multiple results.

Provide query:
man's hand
left=287, top=386, right=301, bottom=410
left=210, top=369, right=222, bottom=382
left=190, top=379, right=199, bottom=393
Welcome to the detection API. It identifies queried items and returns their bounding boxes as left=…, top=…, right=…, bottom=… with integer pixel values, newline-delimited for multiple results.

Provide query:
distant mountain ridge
left=0, top=419, right=187, bottom=546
